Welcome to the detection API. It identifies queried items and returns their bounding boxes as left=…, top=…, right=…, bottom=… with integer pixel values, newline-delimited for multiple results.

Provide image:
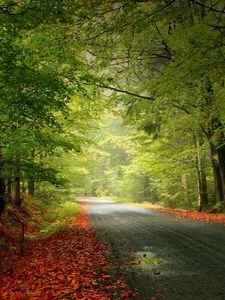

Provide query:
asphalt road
left=78, top=199, right=225, bottom=300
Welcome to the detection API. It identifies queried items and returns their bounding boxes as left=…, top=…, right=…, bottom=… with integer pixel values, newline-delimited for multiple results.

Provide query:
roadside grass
left=24, top=197, right=81, bottom=239
left=39, top=201, right=81, bottom=238
left=111, top=197, right=164, bottom=208
left=126, top=201, right=165, bottom=210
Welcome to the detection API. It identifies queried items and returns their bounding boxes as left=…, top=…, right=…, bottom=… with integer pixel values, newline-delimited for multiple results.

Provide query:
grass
left=39, top=201, right=81, bottom=238
left=110, top=197, right=164, bottom=208
left=22, top=196, right=81, bottom=239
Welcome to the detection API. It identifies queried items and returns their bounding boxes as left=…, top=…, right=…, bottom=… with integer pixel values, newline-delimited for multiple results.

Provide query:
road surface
left=78, top=199, right=225, bottom=300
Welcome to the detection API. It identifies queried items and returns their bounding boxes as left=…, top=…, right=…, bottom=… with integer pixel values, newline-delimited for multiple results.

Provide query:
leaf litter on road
left=156, top=208, right=225, bottom=225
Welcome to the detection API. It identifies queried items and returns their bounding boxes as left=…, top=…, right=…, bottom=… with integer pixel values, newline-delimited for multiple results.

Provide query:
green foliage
left=39, top=201, right=80, bottom=238
left=23, top=196, right=81, bottom=239
left=45, top=201, right=81, bottom=223
left=74, top=0, right=225, bottom=209
left=40, top=222, right=68, bottom=239
left=1, top=0, right=225, bottom=214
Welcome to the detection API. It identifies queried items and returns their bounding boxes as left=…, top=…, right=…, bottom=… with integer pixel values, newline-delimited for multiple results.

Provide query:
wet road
left=78, top=199, right=225, bottom=300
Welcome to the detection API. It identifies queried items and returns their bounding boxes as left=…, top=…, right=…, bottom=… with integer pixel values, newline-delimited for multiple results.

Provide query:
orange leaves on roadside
left=157, top=208, right=225, bottom=225
left=0, top=211, right=138, bottom=300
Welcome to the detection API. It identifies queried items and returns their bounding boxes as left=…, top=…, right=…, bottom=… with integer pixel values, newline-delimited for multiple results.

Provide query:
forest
left=0, top=0, right=225, bottom=253
left=1, top=0, right=225, bottom=213
left=0, top=1, right=225, bottom=298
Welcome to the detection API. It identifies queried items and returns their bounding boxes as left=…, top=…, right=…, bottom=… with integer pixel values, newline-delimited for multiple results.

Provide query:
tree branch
left=193, top=1, right=225, bottom=14
left=154, top=23, right=173, bottom=60
left=0, top=1, right=38, bottom=16
left=172, top=103, right=191, bottom=114
left=98, top=83, right=155, bottom=100
left=98, top=1, right=131, bottom=15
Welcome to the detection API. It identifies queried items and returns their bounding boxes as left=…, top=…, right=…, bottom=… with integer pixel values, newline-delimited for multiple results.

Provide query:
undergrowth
left=39, top=200, right=81, bottom=238
left=0, top=195, right=81, bottom=256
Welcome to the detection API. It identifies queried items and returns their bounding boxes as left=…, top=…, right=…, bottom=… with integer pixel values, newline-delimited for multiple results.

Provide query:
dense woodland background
left=0, top=0, right=225, bottom=231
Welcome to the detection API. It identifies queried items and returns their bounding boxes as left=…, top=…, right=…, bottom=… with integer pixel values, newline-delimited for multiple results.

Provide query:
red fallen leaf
left=0, top=209, right=139, bottom=300
left=149, top=207, right=225, bottom=226
left=120, top=290, right=138, bottom=298
left=101, top=274, right=111, bottom=280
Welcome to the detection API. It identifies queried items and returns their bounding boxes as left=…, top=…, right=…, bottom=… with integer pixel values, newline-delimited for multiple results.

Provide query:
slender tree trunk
left=187, top=0, right=195, bottom=25
left=194, top=137, right=208, bottom=210
left=15, top=177, right=21, bottom=207
left=28, top=150, right=35, bottom=196
left=22, top=180, right=26, bottom=193
left=15, top=155, right=21, bottom=207
left=181, top=173, right=189, bottom=207
left=144, top=176, right=150, bottom=198
left=196, top=166, right=208, bottom=211
left=6, top=179, right=12, bottom=202
left=28, top=180, right=35, bottom=196
left=210, top=143, right=224, bottom=204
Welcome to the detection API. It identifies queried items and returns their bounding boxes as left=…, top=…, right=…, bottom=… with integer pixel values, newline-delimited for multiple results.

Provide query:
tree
left=0, top=0, right=103, bottom=213
left=74, top=0, right=225, bottom=210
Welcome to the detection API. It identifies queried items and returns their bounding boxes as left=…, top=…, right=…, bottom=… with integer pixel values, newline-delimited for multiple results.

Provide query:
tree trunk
left=6, top=179, right=12, bottom=202
left=210, top=143, right=224, bottom=204
left=28, top=180, right=35, bottom=196
left=217, top=143, right=225, bottom=210
left=196, top=166, right=208, bottom=211
left=14, top=155, right=21, bottom=207
left=143, top=176, right=150, bottom=198
left=22, top=180, right=26, bottom=193
left=181, top=174, right=189, bottom=207
left=194, top=137, right=208, bottom=210
left=15, top=176, right=21, bottom=207
left=28, top=150, right=35, bottom=196
left=200, top=83, right=225, bottom=207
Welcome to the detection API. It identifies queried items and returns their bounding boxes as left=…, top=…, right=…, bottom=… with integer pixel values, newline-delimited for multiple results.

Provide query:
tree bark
left=196, top=165, right=208, bottom=211
left=14, top=155, right=21, bottom=207
left=143, top=176, right=150, bottom=198
left=210, top=143, right=224, bottom=205
left=201, top=85, right=225, bottom=208
left=15, top=177, right=21, bottom=207
left=28, top=180, right=35, bottom=196
left=28, top=150, right=35, bottom=196
left=181, top=174, right=189, bottom=207
left=5, top=179, right=12, bottom=202
left=217, top=142, right=225, bottom=210
left=194, top=136, right=208, bottom=210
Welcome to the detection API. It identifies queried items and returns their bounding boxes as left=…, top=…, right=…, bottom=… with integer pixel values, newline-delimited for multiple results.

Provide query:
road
left=78, top=199, right=225, bottom=300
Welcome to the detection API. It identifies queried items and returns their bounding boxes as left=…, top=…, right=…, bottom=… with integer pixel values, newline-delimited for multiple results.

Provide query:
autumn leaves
left=0, top=210, right=137, bottom=300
